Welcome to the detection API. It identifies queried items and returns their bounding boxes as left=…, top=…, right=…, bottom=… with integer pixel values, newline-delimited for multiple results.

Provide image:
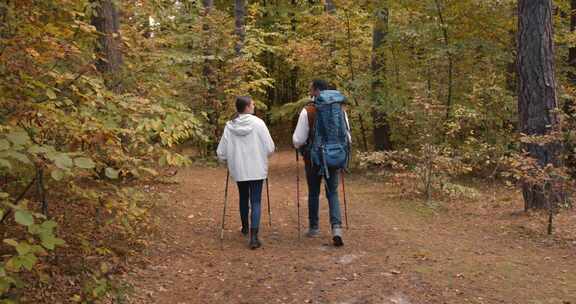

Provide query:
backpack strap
left=304, top=102, right=316, bottom=144
left=302, top=102, right=316, bottom=166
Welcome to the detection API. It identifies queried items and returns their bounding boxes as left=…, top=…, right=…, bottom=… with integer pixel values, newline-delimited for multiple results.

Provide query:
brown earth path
left=125, top=150, right=576, bottom=304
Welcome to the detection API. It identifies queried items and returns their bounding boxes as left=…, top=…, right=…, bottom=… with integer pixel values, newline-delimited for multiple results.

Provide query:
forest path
left=126, top=150, right=576, bottom=304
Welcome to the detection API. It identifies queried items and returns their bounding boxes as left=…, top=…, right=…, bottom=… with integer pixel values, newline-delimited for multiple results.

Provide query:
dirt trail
left=126, top=151, right=576, bottom=304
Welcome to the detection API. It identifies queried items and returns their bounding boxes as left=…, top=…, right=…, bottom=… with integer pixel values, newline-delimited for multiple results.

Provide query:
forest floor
left=124, top=150, right=576, bottom=304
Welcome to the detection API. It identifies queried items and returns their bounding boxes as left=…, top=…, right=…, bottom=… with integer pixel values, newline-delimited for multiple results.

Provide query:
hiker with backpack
left=293, top=80, right=351, bottom=247
left=217, top=96, right=275, bottom=249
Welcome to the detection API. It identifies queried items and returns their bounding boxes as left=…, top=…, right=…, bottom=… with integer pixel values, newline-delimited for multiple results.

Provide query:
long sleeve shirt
left=292, top=108, right=351, bottom=149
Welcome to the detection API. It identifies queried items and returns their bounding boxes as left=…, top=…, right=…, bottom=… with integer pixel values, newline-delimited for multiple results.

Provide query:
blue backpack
left=309, top=90, right=350, bottom=178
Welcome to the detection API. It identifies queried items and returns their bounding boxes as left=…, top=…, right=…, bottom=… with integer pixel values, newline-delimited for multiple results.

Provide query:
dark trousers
left=304, top=163, right=342, bottom=229
left=237, top=179, right=264, bottom=229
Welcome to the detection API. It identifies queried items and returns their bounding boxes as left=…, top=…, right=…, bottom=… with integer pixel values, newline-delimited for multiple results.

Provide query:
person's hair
left=311, top=79, right=329, bottom=92
left=235, top=96, right=252, bottom=113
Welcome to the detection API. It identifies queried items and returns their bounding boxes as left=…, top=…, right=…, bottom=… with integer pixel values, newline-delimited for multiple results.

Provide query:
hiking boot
left=306, top=227, right=320, bottom=238
left=249, top=228, right=261, bottom=249
left=332, top=226, right=344, bottom=247
left=240, top=216, right=249, bottom=236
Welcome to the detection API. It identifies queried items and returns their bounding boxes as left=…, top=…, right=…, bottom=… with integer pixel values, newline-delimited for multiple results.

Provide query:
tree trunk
left=565, top=0, right=576, bottom=177
left=234, top=0, right=246, bottom=56
left=517, top=0, right=563, bottom=210
left=569, top=0, right=576, bottom=81
left=506, top=6, right=518, bottom=93
left=506, top=34, right=517, bottom=92
left=202, top=0, right=213, bottom=12
left=290, top=0, right=299, bottom=103
left=371, top=7, right=393, bottom=151
left=433, top=0, right=454, bottom=121
left=201, top=0, right=219, bottom=147
left=0, top=1, right=7, bottom=37
left=202, top=0, right=214, bottom=83
left=325, top=0, right=337, bottom=78
left=565, top=0, right=576, bottom=104
left=324, top=0, right=336, bottom=14
left=342, top=10, right=369, bottom=152
left=91, top=0, right=123, bottom=91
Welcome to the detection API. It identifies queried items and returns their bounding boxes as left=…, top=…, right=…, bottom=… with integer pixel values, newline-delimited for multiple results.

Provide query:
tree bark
left=566, top=0, right=576, bottom=103
left=0, top=1, right=7, bottom=37
left=290, top=0, right=300, bottom=104
left=506, top=31, right=517, bottom=93
left=202, top=0, right=214, bottom=12
left=433, top=0, right=454, bottom=121
left=506, top=7, right=518, bottom=93
left=569, top=0, right=576, bottom=80
left=324, top=0, right=336, bottom=14
left=517, top=0, right=563, bottom=210
left=201, top=0, right=220, bottom=148
left=371, top=6, right=393, bottom=151
left=325, top=0, right=337, bottom=78
left=562, top=0, right=576, bottom=178
left=202, top=0, right=214, bottom=83
left=234, top=0, right=246, bottom=56
left=91, top=0, right=123, bottom=91
left=342, top=10, right=368, bottom=151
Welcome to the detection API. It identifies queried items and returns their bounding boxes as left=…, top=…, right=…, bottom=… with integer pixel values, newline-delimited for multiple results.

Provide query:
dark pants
left=305, top=163, right=342, bottom=229
left=237, top=180, right=264, bottom=229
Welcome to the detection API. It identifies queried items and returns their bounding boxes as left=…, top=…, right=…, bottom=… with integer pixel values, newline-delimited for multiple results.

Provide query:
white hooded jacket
left=217, top=114, right=275, bottom=182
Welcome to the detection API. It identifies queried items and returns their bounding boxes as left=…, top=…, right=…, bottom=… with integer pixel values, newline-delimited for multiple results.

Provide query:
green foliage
left=145, top=2, right=274, bottom=151
left=0, top=0, right=206, bottom=300
left=271, top=97, right=311, bottom=123
left=359, top=144, right=473, bottom=200
left=0, top=198, right=65, bottom=298
left=2, top=0, right=576, bottom=300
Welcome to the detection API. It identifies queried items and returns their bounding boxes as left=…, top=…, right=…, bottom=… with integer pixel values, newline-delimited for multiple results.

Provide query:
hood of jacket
left=227, top=114, right=255, bottom=136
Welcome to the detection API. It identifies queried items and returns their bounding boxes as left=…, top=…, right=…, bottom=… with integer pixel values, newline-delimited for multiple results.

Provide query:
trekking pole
left=295, top=150, right=301, bottom=240
left=341, top=169, right=349, bottom=230
left=266, top=178, right=272, bottom=227
left=220, top=170, right=230, bottom=249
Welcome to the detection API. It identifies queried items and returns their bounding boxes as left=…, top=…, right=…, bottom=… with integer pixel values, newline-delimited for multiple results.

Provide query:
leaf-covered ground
left=124, top=150, right=576, bottom=304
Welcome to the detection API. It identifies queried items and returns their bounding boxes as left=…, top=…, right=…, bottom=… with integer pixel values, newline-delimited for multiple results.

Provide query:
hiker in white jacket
left=217, top=96, right=275, bottom=249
